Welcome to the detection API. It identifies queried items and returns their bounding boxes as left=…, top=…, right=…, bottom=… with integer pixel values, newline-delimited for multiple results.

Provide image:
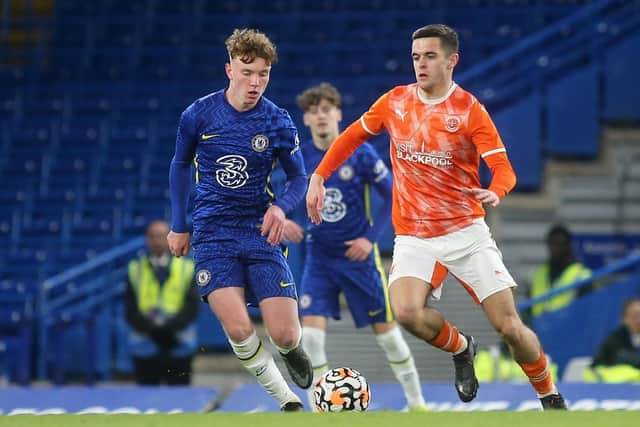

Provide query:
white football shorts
left=388, top=218, right=517, bottom=303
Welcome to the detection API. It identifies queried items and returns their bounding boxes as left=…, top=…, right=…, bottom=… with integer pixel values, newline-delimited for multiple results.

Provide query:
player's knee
left=495, top=315, right=523, bottom=343
left=269, top=325, right=301, bottom=350
left=392, top=303, right=420, bottom=328
left=224, top=323, right=255, bottom=343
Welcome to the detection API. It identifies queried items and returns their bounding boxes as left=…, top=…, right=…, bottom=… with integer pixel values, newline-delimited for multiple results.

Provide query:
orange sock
left=428, top=321, right=464, bottom=353
left=518, top=350, right=555, bottom=396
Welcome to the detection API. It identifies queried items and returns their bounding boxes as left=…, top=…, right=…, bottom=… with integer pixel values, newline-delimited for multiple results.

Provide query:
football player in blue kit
left=167, top=28, right=312, bottom=412
left=283, top=83, right=428, bottom=411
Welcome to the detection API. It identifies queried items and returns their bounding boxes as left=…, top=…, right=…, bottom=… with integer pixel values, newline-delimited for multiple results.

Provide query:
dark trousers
left=132, top=355, right=193, bottom=385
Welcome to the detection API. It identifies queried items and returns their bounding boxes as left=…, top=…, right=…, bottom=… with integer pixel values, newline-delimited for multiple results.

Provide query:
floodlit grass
left=1, top=411, right=639, bottom=427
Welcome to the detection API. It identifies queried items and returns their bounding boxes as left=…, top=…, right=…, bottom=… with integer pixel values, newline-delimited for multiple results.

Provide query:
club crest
left=196, top=269, right=212, bottom=286
left=444, top=116, right=461, bottom=132
left=251, top=134, right=270, bottom=152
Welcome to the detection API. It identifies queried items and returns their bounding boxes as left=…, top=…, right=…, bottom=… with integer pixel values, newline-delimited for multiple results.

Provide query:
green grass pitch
left=1, top=411, right=639, bottom=427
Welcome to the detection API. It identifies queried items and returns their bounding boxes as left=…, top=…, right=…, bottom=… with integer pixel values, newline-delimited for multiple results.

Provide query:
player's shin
left=376, top=326, right=426, bottom=409
left=228, top=331, right=300, bottom=407
left=302, top=326, right=330, bottom=411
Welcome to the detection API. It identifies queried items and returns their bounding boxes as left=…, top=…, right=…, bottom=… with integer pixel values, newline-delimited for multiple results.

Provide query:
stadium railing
left=37, top=236, right=145, bottom=382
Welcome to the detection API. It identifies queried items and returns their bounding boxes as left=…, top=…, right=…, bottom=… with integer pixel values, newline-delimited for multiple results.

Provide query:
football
left=313, top=367, right=371, bottom=412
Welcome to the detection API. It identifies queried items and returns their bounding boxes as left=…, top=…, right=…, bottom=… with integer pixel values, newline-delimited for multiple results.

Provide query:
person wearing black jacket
left=125, top=220, right=199, bottom=385
left=592, top=298, right=640, bottom=369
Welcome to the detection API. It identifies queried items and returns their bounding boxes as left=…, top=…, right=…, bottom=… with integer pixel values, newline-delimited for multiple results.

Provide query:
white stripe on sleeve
left=480, top=147, right=506, bottom=158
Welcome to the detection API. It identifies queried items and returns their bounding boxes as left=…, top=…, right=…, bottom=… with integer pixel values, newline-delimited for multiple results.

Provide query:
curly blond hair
left=225, top=28, right=278, bottom=65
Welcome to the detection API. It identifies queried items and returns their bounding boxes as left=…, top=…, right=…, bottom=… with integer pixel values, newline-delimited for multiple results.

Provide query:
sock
left=518, top=349, right=557, bottom=397
left=428, top=320, right=467, bottom=354
left=302, top=326, right=329, bottom=412
left=376, top=326, right=426, bottom=408
left=228, top=331, right=300, bottom=407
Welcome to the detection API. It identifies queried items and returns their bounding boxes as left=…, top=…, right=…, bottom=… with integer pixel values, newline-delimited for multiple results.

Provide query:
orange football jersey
left=315, top=83, right=516, bottom=238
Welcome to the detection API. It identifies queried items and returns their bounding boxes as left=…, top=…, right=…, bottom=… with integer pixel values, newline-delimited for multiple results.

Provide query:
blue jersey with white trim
left=175, top=90, right=304, bottom=238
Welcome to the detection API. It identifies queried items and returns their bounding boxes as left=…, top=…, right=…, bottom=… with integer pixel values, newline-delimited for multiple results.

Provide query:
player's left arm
left=262, top=125, right=307, bottom=245
left=466, top=101, right=517, bottom=207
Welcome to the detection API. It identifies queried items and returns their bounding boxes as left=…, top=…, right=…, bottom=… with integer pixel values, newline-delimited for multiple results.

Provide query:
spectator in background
left=584, top=298, right=640, bottom=382
left=528, top=224, right=592, bottom=318
left=126, top=220, right=199, bottom=385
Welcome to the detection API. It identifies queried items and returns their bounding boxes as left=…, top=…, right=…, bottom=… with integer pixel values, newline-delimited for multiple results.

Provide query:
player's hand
left=167, top=231, right=190, bottom=257
left=462, top=188, right=500, bottom=207
left=282, top=219, right=304, bottom=244
left=306, top=174, right=326, bottom=225
left=344, top=237, right=373, bottom=261
left=262, top=205, right=286, bottom=246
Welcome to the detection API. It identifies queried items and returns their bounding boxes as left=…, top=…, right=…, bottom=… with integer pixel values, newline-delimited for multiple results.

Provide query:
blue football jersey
left=174, top=90, right=304, bottom=239
left=302, top=141, right=390, bottom=253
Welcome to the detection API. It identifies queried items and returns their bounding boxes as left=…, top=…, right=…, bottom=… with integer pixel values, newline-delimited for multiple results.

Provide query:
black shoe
left=540, top=393, right=568, bottom=410
left=281, top=346, right=313, bottom=389
left=452, top=334, right=479, bottom=402
left=281, top=401, right=304, bottom=412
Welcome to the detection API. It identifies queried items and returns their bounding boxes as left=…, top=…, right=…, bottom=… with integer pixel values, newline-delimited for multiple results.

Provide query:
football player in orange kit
left=306, top=24, right=566, bottom=410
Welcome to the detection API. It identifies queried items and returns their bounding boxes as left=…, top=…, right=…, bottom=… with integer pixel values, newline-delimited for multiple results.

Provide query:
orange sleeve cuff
left=485, top=151, right=517, bottom=199
left=315, top=119, right=371, bottom=180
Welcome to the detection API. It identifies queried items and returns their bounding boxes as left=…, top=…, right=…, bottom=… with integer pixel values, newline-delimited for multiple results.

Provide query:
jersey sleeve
left=273, top=111, right=307, bottom=214
left=360, top=91, right=390, bottom=136
left=468, top=101, right=516, bottom=199
left=169, top=105, right=199, bottom=232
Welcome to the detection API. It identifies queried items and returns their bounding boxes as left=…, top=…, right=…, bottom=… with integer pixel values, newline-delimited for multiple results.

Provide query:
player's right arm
left=168, top=106, right=198, bottom=256
left=308, top=92, right=389, bottom=224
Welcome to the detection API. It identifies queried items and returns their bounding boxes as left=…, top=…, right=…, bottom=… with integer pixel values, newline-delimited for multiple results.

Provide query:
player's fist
left=462, top=188, right=500, bottom=207
left=167, top=231, right=190, bottom=257
left=262, top=205, right=286, bottom=246
left=306, top=174, right=326, bottom=225
left=345, top=237, right=374, bottom=261
left=282, top=219, right=304, bottom=244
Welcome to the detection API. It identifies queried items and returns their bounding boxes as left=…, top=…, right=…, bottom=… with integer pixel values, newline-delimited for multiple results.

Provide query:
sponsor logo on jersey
left=396, top=143, right=454, bottom=167
left=321, top=188, right=347, bottom=222
left=215, top=155, right=249, bottom=188
left=201, top=133, right=219, bottom=140
left=251, top=134, right=269, bottom=152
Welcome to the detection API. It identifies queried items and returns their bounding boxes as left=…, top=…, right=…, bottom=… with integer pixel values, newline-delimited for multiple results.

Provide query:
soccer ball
left=313, top=367, right=371, bottom=412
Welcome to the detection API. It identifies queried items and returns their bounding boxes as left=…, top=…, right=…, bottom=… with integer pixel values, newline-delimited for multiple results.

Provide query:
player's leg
left=445, top=220, right=564, bottom=409
left=300, top=315, right=328, bottom=411
left=209, top=287, right=302, bottom=409
left=261, top=297, right=313, bottom=390
left=372, top=321, right=428, bottom=411
left=341, top=247, right=427, bottom=410
left=247, top=240, right=313, bottom=394
left=482, top=290, right=566, bottom=409
left=388, top=236, right=475, bottom=402
left=298, top=259, right=340, bottom=410
left=388, top=277, right=475, bottom=402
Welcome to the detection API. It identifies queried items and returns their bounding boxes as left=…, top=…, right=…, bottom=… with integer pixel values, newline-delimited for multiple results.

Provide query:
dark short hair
left=412, top=24, right=459, bottom=55
left=546, top=224, right=572, bottom=243
left=296, top=82, right=342, bottom=112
